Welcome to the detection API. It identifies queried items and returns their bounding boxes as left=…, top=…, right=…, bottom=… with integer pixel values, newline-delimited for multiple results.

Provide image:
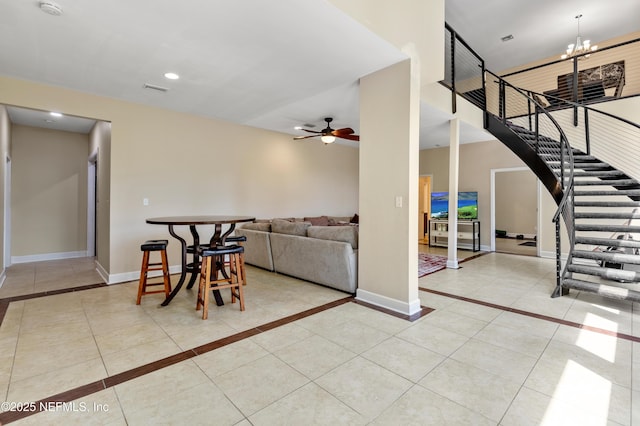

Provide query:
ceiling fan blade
left=300, top=128, right=322, bottom=134
left=337, top=134, right=360, bottom=141
left=293, top=135, right=320, bottom=140
left=332, top=127, right=354, bottom=136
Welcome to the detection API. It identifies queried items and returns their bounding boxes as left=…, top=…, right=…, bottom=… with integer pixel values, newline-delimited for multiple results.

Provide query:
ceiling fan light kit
left=39, top=1, right=63, bottom=16
left=293, top=117, right=359, bottom=143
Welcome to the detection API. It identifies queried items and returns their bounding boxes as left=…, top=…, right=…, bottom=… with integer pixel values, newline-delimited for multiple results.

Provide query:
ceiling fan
left=293, top=117, right=359, bottom=143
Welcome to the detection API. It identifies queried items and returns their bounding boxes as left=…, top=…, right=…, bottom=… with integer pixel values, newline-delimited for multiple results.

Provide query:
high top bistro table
left=146, top=215, right=255, bottom=306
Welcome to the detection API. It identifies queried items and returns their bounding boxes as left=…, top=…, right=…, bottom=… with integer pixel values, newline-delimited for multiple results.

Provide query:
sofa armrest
left=235, top=229, right=274, bottom=271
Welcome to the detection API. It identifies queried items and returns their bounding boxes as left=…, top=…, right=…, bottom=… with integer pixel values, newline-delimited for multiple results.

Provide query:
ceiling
left=1, top=1, right=637, bottom=149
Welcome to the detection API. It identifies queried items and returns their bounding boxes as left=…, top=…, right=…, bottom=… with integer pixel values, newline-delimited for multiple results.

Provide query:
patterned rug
left=418, top=253, right=448, bottom=277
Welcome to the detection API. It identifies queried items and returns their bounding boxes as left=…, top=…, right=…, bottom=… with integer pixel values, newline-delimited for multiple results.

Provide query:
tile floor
left=0, top=252, right=639, bottom=425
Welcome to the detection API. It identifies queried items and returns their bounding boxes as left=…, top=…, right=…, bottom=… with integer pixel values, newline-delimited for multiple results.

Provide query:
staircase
left=444, top=24, right=640, bottom=302
left=504, top=121, right=640, bottom=301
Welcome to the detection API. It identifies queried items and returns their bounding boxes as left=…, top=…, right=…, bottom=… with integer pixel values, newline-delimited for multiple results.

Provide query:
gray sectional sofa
left=235, top=216, right=358, bottom=293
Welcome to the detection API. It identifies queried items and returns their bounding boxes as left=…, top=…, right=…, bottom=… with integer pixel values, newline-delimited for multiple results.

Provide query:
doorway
left=491, top=167, right=539, bottom=256
left=418, top=175, right=432, bottom=244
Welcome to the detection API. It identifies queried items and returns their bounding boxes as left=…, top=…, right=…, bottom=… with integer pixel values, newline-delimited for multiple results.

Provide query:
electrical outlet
left=143, top=198, right=149, bottom=206
left=395, top=196, right=403, bottom=208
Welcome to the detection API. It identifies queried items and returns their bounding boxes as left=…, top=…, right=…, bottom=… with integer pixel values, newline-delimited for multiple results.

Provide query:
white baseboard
left=106, top=264, right=182, bottom=285
left=356, top=288, right=422, bottom=316
left=11, top=251, right=88, bottom=264
left=0, top=269, right=5, bottom=288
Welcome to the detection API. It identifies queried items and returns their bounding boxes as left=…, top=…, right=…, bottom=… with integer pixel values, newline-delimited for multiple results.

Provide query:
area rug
left=418, top=253, right=448, bottom=277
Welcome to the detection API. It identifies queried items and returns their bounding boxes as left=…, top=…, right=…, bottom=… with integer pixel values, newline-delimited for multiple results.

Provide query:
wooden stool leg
left=137, top=250, right=150, bottom=305
left=235, top=254, right=245, bottom=311
left=196, top=256, right=208, bottom=312
left=160, top=249, right=172, bottom=297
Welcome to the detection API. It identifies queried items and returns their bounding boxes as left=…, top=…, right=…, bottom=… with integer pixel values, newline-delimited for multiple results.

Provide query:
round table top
left=146, top=215, right=255, bottom=225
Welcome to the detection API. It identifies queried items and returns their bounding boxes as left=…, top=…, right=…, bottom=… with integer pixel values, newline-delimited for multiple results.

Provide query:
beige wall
left=420, top=140, right=531, bottom=248
left=495, top=169, right=537, bottom=236
left=0, top=105, right=9, bottom=275
left=11, top=125, right=89, bottom=257
left=89, top=121, right=112, bottom=272
left=0, top=76, right=359, bottom=281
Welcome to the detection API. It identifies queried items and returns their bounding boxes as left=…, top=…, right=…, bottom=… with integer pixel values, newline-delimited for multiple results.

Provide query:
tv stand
left=429, top=219, right=480, bottom=252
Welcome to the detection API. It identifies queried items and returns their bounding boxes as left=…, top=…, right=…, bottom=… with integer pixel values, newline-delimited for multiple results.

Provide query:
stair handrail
left=483, top=70, right=577, bottom=295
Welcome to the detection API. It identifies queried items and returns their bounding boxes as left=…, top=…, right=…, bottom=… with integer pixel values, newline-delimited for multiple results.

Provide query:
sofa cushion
left=307, top=225, right=358, bottom=249
left=241, top=222, right=272, bottom=232
left=304, top=215, right=330, bottom=226
left=271, top=219, right=311, bottom=236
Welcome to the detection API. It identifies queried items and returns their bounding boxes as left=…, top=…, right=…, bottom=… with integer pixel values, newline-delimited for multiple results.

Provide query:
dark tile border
left=420, top=287, right=640, bottom=343
left=0, top=282, right=108, bottom=304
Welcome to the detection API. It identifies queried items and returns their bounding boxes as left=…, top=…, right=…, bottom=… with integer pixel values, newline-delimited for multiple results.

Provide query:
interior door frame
left=3, top=155, right=11, bottom=268
left=490, top=166, right=540, bottom=255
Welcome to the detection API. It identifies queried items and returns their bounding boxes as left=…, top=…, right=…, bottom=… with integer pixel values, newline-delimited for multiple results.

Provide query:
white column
left=447, top=118, right=460, bottom=269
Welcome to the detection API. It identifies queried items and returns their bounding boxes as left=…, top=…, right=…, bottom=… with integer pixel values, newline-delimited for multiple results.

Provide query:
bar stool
left=137, top=239, right=172, bottom=305
left=225, top=235, right=247, bottom=286
left=196, top=245, right=245, bottom=320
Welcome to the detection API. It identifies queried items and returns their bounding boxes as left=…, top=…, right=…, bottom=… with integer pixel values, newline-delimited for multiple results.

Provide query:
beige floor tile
left=419, top=358, right=521, bottom=421
left=121, top=381, right=243, bottom=426
left=273, top=334, right=357, bottom=380
left=525, top=356, right=631, bottom=422
left=445, top=299, right=502, bottom=322
left=361, top=336, right=445, bottom=383
left=212, top=354, right=309, bottom=416
left=419, top=309, right=489, bottom=337
left=313, top=320, right=391, bottom=354
left=371, top=384, right=494, bottom=426
left=501, top=386, right=623, bottom=426
left=194, top=339, right=270, bottom=379
left=93, top=322, right=169, bottom=356
left=395, top=320, right=469, bottom=356
left=315, top=356, right=412, bottom=422
left=249, top=382, right=366, bottom=426
left=7, top=358, right=107, bottom=403
left=490, top=310, right=560, bottom=338
left=450, top=338, right=538, bottom=383
left=250, top=322, right=313, bottom=352
left=472, top=321, right=552, bottom=357
left=101, top=337, right=183, bottom=375
left=12, top=335, right=101, bottom=382
left=114, top=360, right=211, bottom=415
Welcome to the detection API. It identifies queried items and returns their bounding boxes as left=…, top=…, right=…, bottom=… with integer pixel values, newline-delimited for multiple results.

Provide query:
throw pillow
left=307, top=225, right=358, bottom=249
left=271, top=219, right=311, bottom=236
left=304, top=215, right=330, bottom=226
left=350, top=213, right=359, bottom=224
left=241, top=222, right=271, bottom=232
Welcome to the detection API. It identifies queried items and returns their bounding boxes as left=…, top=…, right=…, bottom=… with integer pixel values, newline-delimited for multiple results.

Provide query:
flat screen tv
left=431, top=191, right=478, bottom=220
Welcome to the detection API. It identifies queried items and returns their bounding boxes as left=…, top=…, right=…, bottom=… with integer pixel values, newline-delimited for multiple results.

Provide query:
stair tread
left=572, top=249, right=640, bottom=264
left=575, top=212, right=640, bottom=219
left=575, top=201, right=640, bottom=207
left=575, top=224, right=640, bottom=233
left=575, top=236, right=640, bottom=248
left=562, top=278, right=640, bottom=301
left=567, top=264, right=640, bottom=282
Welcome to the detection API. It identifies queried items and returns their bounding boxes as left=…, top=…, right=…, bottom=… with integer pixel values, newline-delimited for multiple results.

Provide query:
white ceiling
left=0, top=0, right=637, bottom=148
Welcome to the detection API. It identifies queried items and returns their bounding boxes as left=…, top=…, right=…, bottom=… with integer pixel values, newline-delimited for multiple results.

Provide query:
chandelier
left=561, top=14, right=598, bottom=60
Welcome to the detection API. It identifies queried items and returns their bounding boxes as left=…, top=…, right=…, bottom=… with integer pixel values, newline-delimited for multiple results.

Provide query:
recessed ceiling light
left=50, top=112, right=63, bottom=117
left=164, top=72, right=180, bottom=80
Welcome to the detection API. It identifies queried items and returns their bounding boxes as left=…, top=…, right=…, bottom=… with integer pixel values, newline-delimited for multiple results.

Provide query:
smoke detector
left=39, top=1, right=63, bottom=16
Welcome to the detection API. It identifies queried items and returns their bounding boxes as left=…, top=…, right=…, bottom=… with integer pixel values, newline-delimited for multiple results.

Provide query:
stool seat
left=141, top=239, right=168, bottom=251
left=201, top=245, right=243, bottom=257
